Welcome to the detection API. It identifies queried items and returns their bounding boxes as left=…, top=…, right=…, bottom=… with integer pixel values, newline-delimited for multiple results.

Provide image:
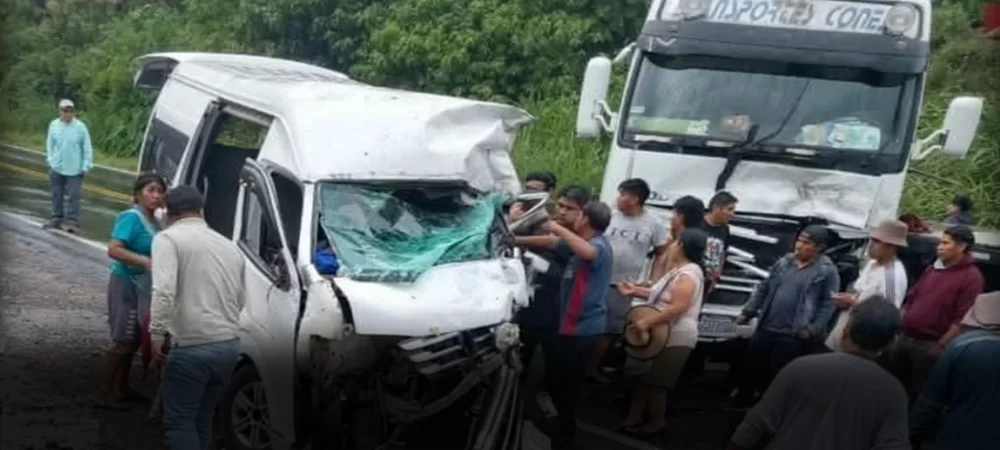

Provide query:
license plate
left=699, top=316, right=735, bottom=335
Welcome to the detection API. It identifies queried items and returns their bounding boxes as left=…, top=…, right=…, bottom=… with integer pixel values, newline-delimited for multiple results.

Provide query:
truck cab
left=133, top=52, right=533, bottom=450
left=573, top=0, right=985, bottom=353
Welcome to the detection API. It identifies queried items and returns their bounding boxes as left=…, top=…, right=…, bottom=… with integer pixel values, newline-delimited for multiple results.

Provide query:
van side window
left=140, top=118, right=189, bottom=183
left=239, top=189, right=289, bottom=288
left=270, top=172, right=303, bottom=259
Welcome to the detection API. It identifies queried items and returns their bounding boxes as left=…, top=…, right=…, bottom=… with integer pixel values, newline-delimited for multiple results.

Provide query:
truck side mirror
left=939, top=96, right=983, bottom=158
left=575, top=56, right=613, bottom=139
left=912, top=96, right=984, bottom=161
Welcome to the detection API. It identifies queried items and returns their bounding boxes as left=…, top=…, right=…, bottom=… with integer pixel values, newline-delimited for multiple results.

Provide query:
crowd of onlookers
left=507, top=170, right=997, bottom=450
left=44, top=93, right=997, bottom=450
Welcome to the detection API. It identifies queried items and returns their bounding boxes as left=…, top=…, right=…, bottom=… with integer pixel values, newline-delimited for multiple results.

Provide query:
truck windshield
left=622, top=53, right=918, bottom=161
left=317, top=183, right=504, bottom=283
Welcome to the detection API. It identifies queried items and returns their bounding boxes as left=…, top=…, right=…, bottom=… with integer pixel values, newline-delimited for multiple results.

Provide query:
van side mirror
left=575, top=56, right=613, bottom=139
left=912, top=96, right=984, bottom=161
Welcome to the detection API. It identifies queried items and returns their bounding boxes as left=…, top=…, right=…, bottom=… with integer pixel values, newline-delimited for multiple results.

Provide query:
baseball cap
left=58, top=99, right=75, bottom=109
left=799, top=225, right=830, bottom=248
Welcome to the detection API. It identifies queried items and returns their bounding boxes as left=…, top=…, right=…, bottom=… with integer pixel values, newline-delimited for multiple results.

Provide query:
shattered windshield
left=623, top=54, right=917, bottom=156
left=318, top=183, right=504, bottom=282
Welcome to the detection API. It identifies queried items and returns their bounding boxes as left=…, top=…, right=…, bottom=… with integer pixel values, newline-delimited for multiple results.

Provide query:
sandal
left=629, top=423, right=667, bottom=439
left=613, top=418, right=643, bottom=432
left=586, top=372, right=611, bottom=384
left=124, top=390, right=151, bottom=403
left=94, top=396, right=130, bottom=411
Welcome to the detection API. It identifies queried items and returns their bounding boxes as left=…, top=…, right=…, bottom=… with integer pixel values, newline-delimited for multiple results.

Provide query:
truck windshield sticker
left=797, top=120, right=881, bottom=150
left=667, top=0, right=894, bottom=35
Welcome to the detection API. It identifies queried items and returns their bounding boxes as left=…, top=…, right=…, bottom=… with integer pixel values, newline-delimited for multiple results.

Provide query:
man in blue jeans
left=149, top=186, right=246, bottom=450
left=44, top=98, right=93, bottom=233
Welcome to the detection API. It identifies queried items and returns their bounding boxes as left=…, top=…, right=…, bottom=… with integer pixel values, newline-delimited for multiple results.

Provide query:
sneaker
left=536, top=392, right=559, bottom=418
left=60, top=222, right=79, bottom=234
left=42, top=221, right=60, bottom=230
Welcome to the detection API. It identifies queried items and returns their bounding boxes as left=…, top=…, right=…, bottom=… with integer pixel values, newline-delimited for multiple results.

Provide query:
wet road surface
left=0, top=212, right=167, bottom=450
left=0, top=150, right=739, bottom=450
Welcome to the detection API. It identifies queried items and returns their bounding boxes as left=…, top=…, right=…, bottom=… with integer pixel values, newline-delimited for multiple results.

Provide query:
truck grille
left=397, top=326, right=498, bottom=378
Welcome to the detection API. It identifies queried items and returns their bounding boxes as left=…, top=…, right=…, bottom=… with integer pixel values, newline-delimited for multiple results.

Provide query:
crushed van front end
left=307, top=319, right=525, bottom=450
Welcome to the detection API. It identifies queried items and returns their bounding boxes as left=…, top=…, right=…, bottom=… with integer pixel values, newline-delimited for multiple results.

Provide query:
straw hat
left=623, top=305, right=671, bottom=360
left=870, top=219, right=909, bottom=247
left=961, top=291, right=1000, bottom=330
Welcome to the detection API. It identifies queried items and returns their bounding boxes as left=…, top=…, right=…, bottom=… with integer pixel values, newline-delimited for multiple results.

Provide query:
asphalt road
left=0, top=211, right=168, bottom=450
left=0, top=153, right=739, bottom=450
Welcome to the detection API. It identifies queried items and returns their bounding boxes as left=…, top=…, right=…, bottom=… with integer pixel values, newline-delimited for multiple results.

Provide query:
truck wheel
left=218, top=364, right=274, bottom=450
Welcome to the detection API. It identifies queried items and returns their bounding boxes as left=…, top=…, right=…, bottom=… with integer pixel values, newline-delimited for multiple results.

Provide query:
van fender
left=296, top=264, right=346, bottom=370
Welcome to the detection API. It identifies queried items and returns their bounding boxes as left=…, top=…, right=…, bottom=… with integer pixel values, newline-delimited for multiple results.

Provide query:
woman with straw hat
left=614, top=227, right=708, bottom=436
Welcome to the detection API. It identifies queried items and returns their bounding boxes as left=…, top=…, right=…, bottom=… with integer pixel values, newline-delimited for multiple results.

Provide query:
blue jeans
left=49, top=171, right=83, bottom=225
left=162, top=339, right=239, bottom=450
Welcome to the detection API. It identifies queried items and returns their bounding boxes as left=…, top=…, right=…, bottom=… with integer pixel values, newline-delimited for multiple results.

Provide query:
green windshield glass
left=318, top=183, right=504, bottom=283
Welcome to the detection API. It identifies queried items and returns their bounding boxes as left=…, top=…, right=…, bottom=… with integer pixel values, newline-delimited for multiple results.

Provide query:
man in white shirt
left=149, top=185, right=246, bottom=450
left=826, top=219, right=910, bottom=352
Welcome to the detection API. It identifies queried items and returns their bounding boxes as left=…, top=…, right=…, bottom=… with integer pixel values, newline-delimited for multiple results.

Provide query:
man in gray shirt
left=728, top=297, right=910, bottom=450
left=732, top=225, right=840, bottom=406
left=150, top=185, right=246, bottom=450
left=585, top=178, right=669, bottom=383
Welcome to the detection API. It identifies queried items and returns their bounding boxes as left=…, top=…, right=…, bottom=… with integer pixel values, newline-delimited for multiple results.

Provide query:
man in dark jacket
left=910, top=292, right=1000, bottom=450
left=730, top=225, right=841, bottom=406
left=889, top=225, right=984, bottom=403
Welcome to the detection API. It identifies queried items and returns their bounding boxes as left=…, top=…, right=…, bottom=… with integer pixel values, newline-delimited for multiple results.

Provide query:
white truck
left=573, top=0, right=986, bottom=356
left=132, top=52, right=535, bottom=450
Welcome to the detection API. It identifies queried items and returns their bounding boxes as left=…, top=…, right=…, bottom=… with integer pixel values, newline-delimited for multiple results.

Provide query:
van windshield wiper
left=713, top=81, right=812, bottom=191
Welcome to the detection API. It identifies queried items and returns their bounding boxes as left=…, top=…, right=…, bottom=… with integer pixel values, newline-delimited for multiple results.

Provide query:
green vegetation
left=1, top=0, right=997, bottom=226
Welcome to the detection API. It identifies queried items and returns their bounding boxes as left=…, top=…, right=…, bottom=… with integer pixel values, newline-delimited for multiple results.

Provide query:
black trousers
left=546, top=335, right=599, bottom=444
left=519, top=325, right=557, bottom=384
left=741, top=328, right=814, bottom=395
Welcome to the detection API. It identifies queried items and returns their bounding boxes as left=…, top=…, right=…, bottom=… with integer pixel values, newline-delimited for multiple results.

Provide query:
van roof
left=139, top=52, right=533, bottom=192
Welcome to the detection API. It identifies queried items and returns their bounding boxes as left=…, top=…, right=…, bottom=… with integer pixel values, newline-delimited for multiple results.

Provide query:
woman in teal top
left=98, top=172, right=166, bottom=409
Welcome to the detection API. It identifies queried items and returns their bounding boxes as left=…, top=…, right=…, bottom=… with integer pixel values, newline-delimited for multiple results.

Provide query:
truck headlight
left=679, top=0, right=710, bottom=19
left=884, top=4, right=918, bottom=36
left=494, top=322, right=520, bottom=352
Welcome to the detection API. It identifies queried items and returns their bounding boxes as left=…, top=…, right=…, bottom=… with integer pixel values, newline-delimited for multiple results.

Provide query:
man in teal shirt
left=45, top=98, right=93, bottom=233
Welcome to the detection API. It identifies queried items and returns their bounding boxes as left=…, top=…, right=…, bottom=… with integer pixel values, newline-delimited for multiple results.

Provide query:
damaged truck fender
left=296, top=263, right=348, bottom=370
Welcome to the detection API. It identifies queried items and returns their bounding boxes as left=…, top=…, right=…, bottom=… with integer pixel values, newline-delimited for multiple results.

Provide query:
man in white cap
left=826, top=219, right=910, bottom=352
left=910, top=291, right=1000, bottom=450
left=44, top=98, right=93, bottom=233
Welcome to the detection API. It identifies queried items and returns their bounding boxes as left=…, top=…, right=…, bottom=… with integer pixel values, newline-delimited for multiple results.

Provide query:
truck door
left=231, top=157, right=302, bottom=446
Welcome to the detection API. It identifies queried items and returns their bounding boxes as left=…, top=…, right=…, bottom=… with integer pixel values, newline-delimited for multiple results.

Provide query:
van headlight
left=494, top=322, right=520, bottom=352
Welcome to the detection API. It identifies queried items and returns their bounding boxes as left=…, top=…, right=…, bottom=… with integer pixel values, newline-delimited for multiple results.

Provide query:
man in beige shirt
left=149, top=185, right=245, bottom=450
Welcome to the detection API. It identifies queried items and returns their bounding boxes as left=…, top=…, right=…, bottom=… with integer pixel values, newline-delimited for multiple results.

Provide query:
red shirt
left=900, top=256, right=984, bottom=340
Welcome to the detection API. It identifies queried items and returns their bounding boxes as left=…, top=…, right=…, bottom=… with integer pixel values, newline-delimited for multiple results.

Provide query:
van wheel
left=218, top=364, right=274, bottom=450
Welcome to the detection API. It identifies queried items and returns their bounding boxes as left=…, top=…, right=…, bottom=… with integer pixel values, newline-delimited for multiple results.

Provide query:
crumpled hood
left=334, top=258, right=530, bottom=337
left=630, top=152, right=901, bottom=230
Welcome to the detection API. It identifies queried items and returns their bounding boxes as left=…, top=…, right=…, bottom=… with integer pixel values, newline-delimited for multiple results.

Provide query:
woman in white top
left=615, top=228, right=707, bottom=436
left=826, top=219, right=910, bottom=351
